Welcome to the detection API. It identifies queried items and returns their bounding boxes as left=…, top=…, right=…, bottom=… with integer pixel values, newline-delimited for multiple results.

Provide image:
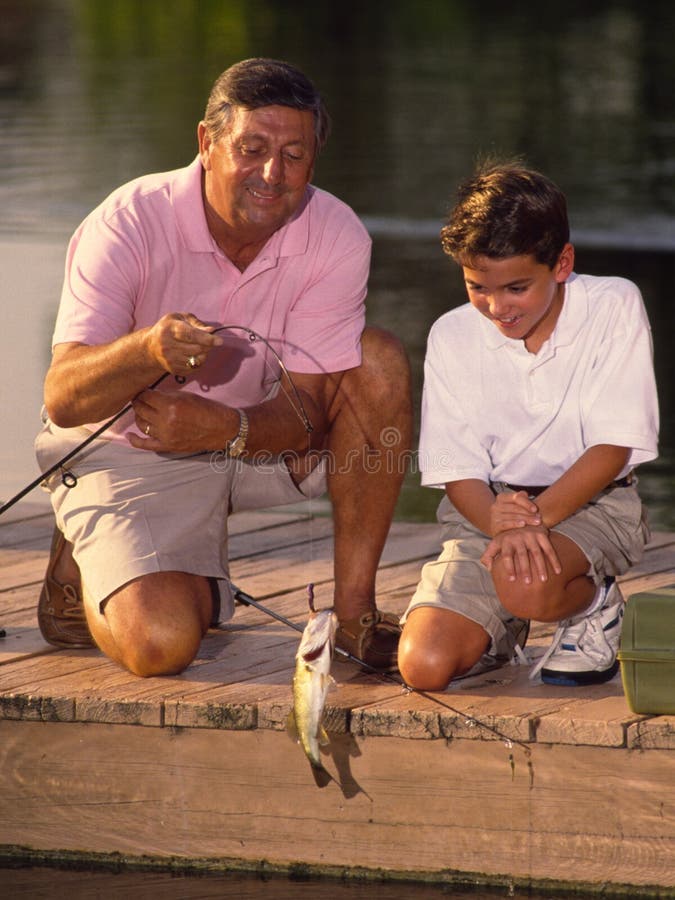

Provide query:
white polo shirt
left=419, top=273, right=659, bottom=489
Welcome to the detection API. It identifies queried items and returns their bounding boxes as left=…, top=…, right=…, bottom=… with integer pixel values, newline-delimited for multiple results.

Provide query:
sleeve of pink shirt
left=53, top=211, right=144, bottom=347
left=280, top=237, right=370, bottom=375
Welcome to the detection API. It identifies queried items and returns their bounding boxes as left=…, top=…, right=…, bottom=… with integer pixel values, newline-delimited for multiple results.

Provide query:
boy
left=398, top=161, right=659, bottom=690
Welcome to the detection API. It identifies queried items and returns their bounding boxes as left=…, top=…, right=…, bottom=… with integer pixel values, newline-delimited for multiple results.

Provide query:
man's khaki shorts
left=35, top=422, right=326, bottom=622
left=401, top=481, right=651, bottom=664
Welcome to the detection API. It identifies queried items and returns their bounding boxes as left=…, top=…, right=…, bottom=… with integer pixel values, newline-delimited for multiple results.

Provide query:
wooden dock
left=1, top=498, right=674, bottom=896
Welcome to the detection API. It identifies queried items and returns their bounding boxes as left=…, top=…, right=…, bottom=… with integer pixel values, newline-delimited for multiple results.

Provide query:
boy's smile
left=462, top=244, right=574, bottom=353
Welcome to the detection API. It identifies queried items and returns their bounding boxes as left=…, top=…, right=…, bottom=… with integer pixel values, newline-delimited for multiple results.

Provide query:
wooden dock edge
left=1, top=719, right=673, bottom=896
left=0, top=846, right=669, bottom=898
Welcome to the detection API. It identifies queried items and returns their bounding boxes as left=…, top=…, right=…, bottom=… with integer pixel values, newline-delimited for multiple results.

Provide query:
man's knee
left=345, top=327, right=412, bottom=433
left=119, top=632, right=200, bottom=677
left=91, top=614, right=202, bottom=677
left=92, top=573, right=210, bottom=677
left=360, top=326, right=411, bottom=390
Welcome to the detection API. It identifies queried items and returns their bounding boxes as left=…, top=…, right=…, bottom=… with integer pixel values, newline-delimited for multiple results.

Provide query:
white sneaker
left=529, top=578, right=624, bottom=686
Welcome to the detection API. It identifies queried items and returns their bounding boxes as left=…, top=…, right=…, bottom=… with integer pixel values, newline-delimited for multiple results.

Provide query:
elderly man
left=35, top=58, right=412, bottom=677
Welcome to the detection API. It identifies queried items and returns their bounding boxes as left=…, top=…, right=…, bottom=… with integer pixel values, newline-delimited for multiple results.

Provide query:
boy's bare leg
left=491, top=532, right=595, bottom=622
left=492, top=532, right=624, bottom=686
left=399, top=607, right=490, bottom=691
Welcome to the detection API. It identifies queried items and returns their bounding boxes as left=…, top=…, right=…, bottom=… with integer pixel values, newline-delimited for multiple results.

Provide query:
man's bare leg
left=325, top=327, right=413, bottom=668
left=327, top=327, right=412, bottom=615
left=86, top=572, right=213, bottom=677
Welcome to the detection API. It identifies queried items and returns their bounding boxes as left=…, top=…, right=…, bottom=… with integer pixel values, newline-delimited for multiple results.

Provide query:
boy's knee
left=398, top=645, right=453, bottom=691
left=494, top=575, right=563, bottom=623
left=398, top=630, right=465, bottom=691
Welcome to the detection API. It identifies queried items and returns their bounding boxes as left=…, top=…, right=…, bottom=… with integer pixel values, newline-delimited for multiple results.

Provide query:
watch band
left=226, top=409, right=249, bottom=458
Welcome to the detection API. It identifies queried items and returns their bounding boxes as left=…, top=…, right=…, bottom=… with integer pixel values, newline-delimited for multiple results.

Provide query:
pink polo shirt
left=53, top=156, right=370, bottom=437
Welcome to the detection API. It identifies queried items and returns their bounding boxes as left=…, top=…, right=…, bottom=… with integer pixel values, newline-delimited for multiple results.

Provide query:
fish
left=288, top=584, right=338, bottom=784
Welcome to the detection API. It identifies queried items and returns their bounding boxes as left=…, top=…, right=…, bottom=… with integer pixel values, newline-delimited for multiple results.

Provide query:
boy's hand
left=481, top=524, right=562, bottom=584
left=490, top=490, right=542, bottom=536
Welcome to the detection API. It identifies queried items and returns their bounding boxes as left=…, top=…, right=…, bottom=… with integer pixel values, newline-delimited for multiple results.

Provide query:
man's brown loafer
left=336, top=609, right=401, bottom=672
left=37, top=528, right=94, bottom=648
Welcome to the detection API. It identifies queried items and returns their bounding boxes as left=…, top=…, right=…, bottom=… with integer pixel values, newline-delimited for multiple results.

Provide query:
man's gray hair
left=203, top=57, right=330, bottom=151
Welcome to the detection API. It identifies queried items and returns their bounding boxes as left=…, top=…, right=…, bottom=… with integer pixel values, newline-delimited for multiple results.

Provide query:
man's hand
left=144, top=313, right=224, bottom=377
left=129, top=389, right=235, bottom=454
left=480, top=524, right=562, bottom=584
left=489, top=489, right=542, bottom=536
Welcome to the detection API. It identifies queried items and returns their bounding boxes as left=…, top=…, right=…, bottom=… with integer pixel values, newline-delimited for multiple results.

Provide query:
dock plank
left=1, top=722, right=673, bottom=889
left=0, top=501, right=673, bottom=892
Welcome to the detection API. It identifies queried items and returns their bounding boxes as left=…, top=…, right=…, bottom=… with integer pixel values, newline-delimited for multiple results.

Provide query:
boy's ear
left=554, top=243, right=575, bottom=282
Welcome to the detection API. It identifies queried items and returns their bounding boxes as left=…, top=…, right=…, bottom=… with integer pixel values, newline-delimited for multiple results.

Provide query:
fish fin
left=285, top=711, right=299, bottom=742
left=318, top=725, right=330, bottom=747
left=319, top=672, right=336, bottom=691
left=311, top=763, right=334, bottom=789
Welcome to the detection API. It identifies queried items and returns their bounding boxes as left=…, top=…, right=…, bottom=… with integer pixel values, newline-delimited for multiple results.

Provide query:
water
left=0, top=866, right=607, bottom=899
left=1, top=0, right=674, bottom=527
left=0, top=4, right=673, bottom=890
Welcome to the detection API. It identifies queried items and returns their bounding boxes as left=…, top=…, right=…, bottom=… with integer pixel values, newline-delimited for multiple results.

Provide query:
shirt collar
left=171, top=155, right=312, bottom=259
left=481, top=272, right=586, bottom=353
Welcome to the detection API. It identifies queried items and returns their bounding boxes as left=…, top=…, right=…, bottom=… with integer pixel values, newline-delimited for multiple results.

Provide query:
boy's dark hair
left=440, top=160, right=570, bottom=269
left=203, top=57, right=331, bottom=152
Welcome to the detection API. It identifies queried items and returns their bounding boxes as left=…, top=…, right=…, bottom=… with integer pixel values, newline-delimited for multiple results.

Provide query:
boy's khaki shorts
left=401, top=481, right=651, bottom=664
left=35, top=422, right=326, bottom=622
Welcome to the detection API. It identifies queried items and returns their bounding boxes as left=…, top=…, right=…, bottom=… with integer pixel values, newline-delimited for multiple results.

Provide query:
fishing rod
left=0, top=370, right=171, bottom=517
left=0, top=324, right=313, bottom=518
left=233, top=586, right=533, bottom=763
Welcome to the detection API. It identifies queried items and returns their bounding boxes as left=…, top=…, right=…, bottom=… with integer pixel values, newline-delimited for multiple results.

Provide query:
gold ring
left=187, top=355, right=198, bottom=369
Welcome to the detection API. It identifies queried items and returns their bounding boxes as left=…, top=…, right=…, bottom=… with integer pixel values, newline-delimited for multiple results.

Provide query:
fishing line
left=0, top=324, right=313, bottom=518
left=209, top=326, right=320, bottom=567
left=233, top=586, right=533, bottom=765
left=211, top=325, right=314, bottom=436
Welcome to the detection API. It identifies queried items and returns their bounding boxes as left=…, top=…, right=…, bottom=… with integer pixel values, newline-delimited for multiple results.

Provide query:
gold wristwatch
left=226, top=409, right=249, bottom=458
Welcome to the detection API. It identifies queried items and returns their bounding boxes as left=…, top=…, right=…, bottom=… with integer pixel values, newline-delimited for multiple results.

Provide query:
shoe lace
left=61, top=583, right=86, bottom=620
left=576, top=618, right=615, bottom=668
left=529, top=621, right=569, bottom=681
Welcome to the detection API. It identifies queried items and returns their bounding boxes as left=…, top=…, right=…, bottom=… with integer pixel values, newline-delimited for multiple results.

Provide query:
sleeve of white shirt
left=580, top=278, right=659, bottom=467
left=418, top=315, right=493, bottom=489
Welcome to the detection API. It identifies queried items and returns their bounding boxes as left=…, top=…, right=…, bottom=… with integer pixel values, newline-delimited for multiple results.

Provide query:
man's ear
left=555, top=243, right=575, bottom=282
left=197, top=121, right=212, bottom=170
